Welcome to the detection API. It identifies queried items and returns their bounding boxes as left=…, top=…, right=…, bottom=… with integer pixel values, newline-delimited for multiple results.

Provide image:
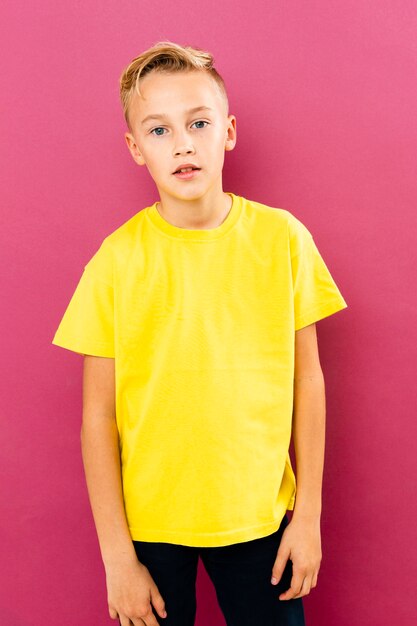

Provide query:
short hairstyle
left=119, top=40, right=229, bottom=132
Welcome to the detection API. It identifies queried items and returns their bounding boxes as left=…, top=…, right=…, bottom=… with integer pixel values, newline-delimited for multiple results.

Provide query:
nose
left=173, top=130, right=196, bottom=157
left=174, top=144, right=195, bottom=156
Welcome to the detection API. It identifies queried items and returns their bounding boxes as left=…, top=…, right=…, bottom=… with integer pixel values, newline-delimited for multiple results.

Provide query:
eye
left=192, top=120, right=209, bottom=129
left=149, top=120, right=209, bottom=136
left=149, top=127, right=166, bottom=136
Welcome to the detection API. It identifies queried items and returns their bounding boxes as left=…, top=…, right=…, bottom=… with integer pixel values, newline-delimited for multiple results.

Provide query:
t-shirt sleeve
left=288, top=214, right=348, bottom=331
left=51, top=238, right=115, bottom=357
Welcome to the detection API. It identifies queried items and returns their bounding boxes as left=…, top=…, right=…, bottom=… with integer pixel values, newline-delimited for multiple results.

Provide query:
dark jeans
left=118, top=513, right=305, bottom=626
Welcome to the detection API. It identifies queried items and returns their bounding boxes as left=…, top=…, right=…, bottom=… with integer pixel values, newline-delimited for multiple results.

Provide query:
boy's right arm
left=81, top=354, right=137, bottom=568
left=81, top=355, right=168, bottom=623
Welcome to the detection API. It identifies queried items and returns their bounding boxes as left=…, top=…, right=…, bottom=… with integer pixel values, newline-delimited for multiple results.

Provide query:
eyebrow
left=141, top=106, right=214, bottom=126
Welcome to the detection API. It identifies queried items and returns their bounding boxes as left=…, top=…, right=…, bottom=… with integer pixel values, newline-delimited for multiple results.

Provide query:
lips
left=172, top=163, right=201, bottom=174
left=173, top=168, right=202, bottom=180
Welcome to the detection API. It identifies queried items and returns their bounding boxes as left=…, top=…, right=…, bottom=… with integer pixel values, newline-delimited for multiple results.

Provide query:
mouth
left=173, top=166, right=201, bottom=174
left=173, top=167, right=202, bottom=180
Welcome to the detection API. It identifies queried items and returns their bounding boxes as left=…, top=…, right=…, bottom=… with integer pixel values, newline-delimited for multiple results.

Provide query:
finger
left=271, top=549, right=290, bottom=585
left=132, top=610, right=158, bottom=626
left=150, top=583, right=168, bottom=619
left=279, top=571, right=307, bottom=600
left=135, top=606, right=164, bottom=626
left=292, top=575, right=313, bottom=598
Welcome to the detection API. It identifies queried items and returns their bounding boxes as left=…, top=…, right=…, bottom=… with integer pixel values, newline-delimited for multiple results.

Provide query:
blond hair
left=119, top=40, right=229, bottom=131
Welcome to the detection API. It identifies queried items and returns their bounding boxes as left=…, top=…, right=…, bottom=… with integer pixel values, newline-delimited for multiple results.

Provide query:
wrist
left=102, top=546, right=138, bottom=570
left=292, top=511, right=321, bottom=521
left=292, top=502, right=322, bottom=521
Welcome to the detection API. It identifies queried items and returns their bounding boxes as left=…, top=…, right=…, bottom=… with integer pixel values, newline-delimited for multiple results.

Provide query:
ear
left=225, top=115, right=237, bottom=151
left=124, top=132, right=146, bottom=166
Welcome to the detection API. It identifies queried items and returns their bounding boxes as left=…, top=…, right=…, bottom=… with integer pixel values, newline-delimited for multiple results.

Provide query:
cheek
left=213, top=129, right=228, bottom=152
left=144, top=160, right=162, bottom=180
left=142, top=151, right=163, bottom=174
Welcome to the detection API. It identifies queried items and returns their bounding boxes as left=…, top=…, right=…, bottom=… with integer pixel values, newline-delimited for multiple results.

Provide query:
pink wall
left=2, top=1, right=416, bottom=624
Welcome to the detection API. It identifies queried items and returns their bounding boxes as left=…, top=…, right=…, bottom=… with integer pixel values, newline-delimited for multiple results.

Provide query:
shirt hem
left=128, top=503, right=295, bottom=547
left=51, top=337, right=115, bottom=358
left=294, top=298, right=348, bottom=331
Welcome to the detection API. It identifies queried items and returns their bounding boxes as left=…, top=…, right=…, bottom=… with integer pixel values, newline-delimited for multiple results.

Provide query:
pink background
left=2, top=1, right=416, bottom=624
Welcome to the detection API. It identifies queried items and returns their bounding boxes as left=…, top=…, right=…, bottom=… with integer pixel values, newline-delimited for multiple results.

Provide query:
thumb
left=150, top=583, right=168, bottom=619
left=271, top=546, right=290, bottom=585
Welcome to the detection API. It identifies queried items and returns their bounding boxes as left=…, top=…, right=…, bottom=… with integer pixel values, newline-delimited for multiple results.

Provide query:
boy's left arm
left=271, top=322, right=325, bottom=600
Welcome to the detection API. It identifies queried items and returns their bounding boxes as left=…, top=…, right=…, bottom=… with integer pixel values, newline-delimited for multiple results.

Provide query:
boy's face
left=124, top=70, right=236, bottom=202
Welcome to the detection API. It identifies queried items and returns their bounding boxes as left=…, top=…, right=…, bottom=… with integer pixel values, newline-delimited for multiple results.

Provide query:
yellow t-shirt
left=52, top=192, right=348, bottom=547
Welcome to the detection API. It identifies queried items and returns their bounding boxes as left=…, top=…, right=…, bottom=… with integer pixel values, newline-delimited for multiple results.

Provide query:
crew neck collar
left=145, top=192, right=242, bottom=241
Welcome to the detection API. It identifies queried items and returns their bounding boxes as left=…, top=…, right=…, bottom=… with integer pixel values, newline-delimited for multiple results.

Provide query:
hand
left=105, top=558, right=168, bottom=625
left=270, top=515, right=322, bottom=600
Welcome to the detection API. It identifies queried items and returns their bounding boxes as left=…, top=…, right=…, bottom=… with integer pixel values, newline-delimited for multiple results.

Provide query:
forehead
left=129, top=70, right=225, bottom=126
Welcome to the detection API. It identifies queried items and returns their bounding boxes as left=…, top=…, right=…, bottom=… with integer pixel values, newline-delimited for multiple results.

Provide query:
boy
left=52, top=41, right=348, bottom=626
